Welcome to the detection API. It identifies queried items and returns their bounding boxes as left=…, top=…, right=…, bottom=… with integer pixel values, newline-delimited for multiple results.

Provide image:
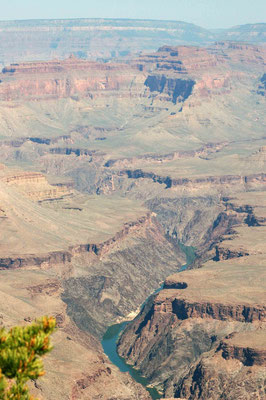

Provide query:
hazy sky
left=1, top=0, right=265, bottom=29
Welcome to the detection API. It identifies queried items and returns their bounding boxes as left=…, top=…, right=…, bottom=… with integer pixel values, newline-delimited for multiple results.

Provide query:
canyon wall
left=0, top=39, right=265, bottom=400
left=0, top=19, right=264, bottom=67
left=0, top=165, right=187, bottom=399
left=117, top=194, right=266, bottom=398
left=0, top=41, right=264, bottom=104
left=0, top=57, right=143, bottom=101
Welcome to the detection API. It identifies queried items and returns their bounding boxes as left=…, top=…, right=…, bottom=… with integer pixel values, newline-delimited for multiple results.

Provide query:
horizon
left=1, top=0, right=265, bottom=29
left=0, top=16, right=265, bottom=30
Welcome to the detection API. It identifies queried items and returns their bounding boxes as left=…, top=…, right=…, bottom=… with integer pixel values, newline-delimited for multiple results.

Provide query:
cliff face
left=104, top=142, right=229, bottom=169
left=258, top=73, right=266, bottom=96
left=0, top=269, right=152, bottom=400
left=177, top=331, right=266, bottom=399
left=218, top=332, right=266, bottom=366
left=0, top=57, right=142, bottom=101
left=0, top=170, right=72, bottom=201
left=0, top=41, right=264, bottom=104
left=138, top=45, right=219, bottom=74
left=0, top=38, right=265, bottom=400
left=156, top=296, right=265, bottom=323
left=0, top=164, right=189, bottom=399
left=176, top=349, right=265, bottom=400
left=137, top=42, right=266, bottom=102
left=117, top=193, right=266, bottom=398
left=118, top=263, right=266, bottom=398
left=118, top=170, right=266, bottom=190
left=144, top=75, right=195, bottom=104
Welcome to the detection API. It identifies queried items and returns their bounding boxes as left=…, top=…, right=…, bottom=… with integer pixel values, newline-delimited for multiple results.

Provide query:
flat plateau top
left=161, top=255, right=266, bottom=307
left=224, top=330, right=266, bottom=350
left=0, top=174, right=147, bottom=256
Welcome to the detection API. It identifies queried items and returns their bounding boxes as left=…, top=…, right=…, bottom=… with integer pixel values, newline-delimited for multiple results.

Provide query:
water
left=178, top=241, right=197, bottom=270
left=101, top=244, right=196, bottom=400
left=102, top=323, right=162, bottom=399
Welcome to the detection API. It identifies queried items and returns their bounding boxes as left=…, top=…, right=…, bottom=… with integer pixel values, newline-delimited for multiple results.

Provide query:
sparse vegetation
left=0, top=316, right=56, bottom=400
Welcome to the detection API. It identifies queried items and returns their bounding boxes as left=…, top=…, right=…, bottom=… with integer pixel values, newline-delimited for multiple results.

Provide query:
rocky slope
left=0, top=163, right=187, bottom=399
left=0, top=41, right=264, bottom=167
left=0, top=37, right=265, bottom=400
left=0, top=41, right=265, bottom=105
left=0, top=269, right=151, bottom=400
left=117, top=192, right=266, bottom=398
left=177, top=330, right=266, bottom=399
left=218, top=23, right=266, bottom=43
left=0, top=55, right=144, bottom=101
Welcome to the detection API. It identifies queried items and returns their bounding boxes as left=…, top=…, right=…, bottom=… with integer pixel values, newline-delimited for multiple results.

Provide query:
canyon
left=0, top=22, right=265, bottom=400
left=0, top=19, right=265, bottom=67
left=0, top=165, right=183, bottom=399
left=118, top=191, right=266, bottom=399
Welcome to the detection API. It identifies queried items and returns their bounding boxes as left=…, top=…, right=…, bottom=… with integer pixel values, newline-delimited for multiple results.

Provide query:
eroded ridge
left=117, top=192, right=266, bottom=399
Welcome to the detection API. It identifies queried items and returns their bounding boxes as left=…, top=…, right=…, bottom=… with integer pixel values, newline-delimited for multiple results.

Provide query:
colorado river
left=101, top=244, right=196, bottom=399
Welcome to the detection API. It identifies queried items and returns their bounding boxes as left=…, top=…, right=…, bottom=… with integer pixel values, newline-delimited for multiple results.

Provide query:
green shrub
left=0, top=316, right=56, bottom=400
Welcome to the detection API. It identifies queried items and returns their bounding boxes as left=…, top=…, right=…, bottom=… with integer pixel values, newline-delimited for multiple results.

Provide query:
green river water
left=101, top=244, right=196, bottom=400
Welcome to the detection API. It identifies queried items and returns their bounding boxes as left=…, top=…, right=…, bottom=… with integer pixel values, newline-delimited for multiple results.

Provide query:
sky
left=1, top=0, right=265, bottom=29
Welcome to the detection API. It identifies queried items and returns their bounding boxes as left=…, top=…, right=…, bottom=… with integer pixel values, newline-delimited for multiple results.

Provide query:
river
left=101, top=244, right=196, bottom=400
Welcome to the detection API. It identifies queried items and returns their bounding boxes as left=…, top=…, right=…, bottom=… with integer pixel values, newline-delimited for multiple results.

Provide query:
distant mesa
left=0, top=19, right=265, bottom=66
left=0, top=41, right=264, bottom=104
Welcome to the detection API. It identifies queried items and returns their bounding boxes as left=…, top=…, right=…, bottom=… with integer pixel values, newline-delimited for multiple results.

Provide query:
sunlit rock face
left=117, top=193, right=266, bottom=398
left=0, top=31, right=265, bottom=400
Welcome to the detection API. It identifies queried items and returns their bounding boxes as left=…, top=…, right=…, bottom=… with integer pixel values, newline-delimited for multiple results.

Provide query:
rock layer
left=117, top=193, right=266, bottom=398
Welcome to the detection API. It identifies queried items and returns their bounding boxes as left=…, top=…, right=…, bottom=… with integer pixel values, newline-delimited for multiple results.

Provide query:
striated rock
left=0, top=41, right=265, bottom=105
left=118, top=169, right=266, bottom=190
left=117, top=192, right=266, bottom=397
left=177, top=351, right=266, bottom=399
left=138, top=45, right=220, bottom=74
left=0, top=170, right=72, bottom=201
left=0, top=57, right=143, bottom=101
left=219, top=331, right=266, bottom=366
left=144, top=75, right=195, bottom=104
left=0, top=269, right=152, bottom=400
left=0, top=26, right=264, bottom=400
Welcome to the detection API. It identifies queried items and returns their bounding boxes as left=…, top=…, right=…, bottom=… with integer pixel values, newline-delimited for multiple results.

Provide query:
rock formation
left=0, top=19, right=264, bottom=66
left=0, top=38, right=265, bottom=400
left=117, top=193, right=266, bottom=398
left=0, top=41, right=265, bottom=105
left=0, top=163, right=186, bottom=398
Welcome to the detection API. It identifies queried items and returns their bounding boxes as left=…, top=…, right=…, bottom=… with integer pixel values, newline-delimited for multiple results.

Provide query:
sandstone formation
left=0, top=56, right=143, bottom=101
left=0, top=41, right=265, bottom=106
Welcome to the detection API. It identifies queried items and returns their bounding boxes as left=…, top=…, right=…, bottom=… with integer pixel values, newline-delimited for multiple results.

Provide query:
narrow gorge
left=0, top=33, right=265, bottom=400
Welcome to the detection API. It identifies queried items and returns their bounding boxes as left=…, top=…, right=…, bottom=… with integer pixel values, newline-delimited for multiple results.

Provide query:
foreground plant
left=0, top=316, right=56, bottom=400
